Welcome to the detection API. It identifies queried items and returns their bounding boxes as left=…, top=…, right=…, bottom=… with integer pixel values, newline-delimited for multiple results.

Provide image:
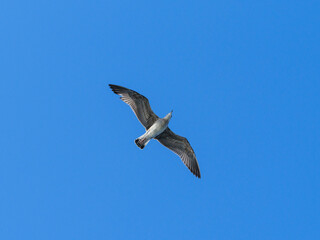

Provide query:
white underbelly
left=146, top=119, right=168, bottom=139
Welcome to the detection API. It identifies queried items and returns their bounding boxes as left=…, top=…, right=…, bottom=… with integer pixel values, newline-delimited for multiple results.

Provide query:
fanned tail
left=135, top=136, right=150, bottom=149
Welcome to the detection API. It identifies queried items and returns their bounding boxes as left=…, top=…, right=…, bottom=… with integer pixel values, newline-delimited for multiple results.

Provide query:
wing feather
left=156, top=128, right=201, bottom=178
left=109, top=84, right=159, bottom=129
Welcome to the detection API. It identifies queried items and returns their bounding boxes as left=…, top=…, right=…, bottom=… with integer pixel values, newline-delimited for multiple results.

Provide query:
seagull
left=109, top=84, right=201, bottom=178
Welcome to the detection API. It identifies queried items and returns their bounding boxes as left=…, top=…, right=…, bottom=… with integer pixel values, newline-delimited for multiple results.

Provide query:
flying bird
left=109, top=84, right=201, bottom=178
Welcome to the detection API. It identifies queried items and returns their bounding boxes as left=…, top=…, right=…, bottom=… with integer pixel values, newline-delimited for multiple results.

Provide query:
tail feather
left=135, top=137, right=150, bottom=149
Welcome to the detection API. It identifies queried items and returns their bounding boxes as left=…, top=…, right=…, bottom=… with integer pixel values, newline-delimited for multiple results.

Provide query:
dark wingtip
left=192, top=168, right=201, bottom=179
left=192, top=171, right=201, bottom=179
left=109, top=84, right=121, bottom=95
left=109, top=84, right=129, bottom=95
left=108, top=84, right=116, bottom=90
left=108, top=84, right=115, bottom=91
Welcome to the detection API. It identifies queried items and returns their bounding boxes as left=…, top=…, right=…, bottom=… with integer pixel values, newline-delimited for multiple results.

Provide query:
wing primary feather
left=109, top=84, right=159, bottom=129
left=155, top=128, right=201, bottom=178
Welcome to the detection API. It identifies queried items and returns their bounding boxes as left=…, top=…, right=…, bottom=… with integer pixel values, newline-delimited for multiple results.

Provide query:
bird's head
left=164, top=110, right=173, bottom=120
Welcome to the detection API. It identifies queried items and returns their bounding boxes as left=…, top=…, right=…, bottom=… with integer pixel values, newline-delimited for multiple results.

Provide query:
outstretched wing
left=109, top=84, right=159, bottom=130
left=156, top=128, right=201, bottom=178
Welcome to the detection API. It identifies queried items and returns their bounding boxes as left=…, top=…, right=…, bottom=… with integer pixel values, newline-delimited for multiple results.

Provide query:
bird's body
left=135, top=112, right=172, bottom=149
left=109, top=84, right=201, bottom=178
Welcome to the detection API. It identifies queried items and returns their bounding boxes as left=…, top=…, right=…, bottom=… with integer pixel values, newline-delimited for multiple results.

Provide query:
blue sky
left=1, top=0, right=319, bottom=239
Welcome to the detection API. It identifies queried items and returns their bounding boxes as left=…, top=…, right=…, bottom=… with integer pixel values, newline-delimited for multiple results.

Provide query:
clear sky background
left=1, top=1, right=319, bottom=239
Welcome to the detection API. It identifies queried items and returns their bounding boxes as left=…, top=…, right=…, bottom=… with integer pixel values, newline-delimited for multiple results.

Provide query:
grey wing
left=156, top=128, right=201, bottom=178
left=109, top=84, right=159, bottom=130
